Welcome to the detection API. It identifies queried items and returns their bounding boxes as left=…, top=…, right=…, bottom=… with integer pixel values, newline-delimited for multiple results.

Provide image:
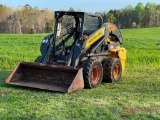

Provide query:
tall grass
left=0, top=28, right=160, bottom=119
left=0, top=34, right=47, bottom=70
left=121, top=28, right=160, bottom=67
left=0, top=28, right=160, bottom=70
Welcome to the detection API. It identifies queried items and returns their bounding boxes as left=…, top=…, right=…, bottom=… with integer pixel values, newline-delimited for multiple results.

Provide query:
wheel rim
left=113, top=64, right=120, bottom=79
left=92, top=66, right=100, bottom=84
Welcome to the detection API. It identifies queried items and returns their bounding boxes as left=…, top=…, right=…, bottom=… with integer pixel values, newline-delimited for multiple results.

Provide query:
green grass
left=121, top=28, right=160, bottom=66
left=0, top=28, right=160, bottom=120
left=0, top=34, right=47, bottom=70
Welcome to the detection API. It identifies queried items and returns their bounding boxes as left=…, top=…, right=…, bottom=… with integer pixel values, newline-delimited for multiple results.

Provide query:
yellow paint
left=108, top=24, right=116, bottom=31
left=108, top=47, right=127, bottom=72
left=85, top=27, right=105, bottom=48
left=106, top=37, right=114, bottom=43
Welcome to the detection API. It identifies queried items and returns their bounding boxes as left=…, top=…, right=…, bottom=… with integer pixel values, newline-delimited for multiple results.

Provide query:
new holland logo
left=85, top=27, right=105, bottom=48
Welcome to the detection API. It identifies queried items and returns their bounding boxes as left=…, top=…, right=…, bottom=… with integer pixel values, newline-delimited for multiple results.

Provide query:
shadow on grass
left=0, top=70, right=11, bottom=87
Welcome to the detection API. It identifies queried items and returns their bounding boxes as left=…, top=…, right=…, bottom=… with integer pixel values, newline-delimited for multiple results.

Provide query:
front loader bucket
left=6, top=62, right=84, bottom=93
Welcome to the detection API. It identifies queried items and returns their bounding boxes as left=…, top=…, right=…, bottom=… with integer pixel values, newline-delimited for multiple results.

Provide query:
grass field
left=0, top=28, right=160, bottom=120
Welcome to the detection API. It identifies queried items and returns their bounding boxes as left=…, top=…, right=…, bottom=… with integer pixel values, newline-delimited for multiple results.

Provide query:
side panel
left=83, top=27, right=105, bottom=49
left=108, top=47, right=127, bottom=72
left=83, top=22, right=123, bottom=50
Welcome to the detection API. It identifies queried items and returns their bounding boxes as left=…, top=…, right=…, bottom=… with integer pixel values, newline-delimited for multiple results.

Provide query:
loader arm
left=70, top=23, right=123, bottom=67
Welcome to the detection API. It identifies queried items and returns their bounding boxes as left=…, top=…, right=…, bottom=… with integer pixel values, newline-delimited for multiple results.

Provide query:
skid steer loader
left=6, top=11, right=127, bottom=93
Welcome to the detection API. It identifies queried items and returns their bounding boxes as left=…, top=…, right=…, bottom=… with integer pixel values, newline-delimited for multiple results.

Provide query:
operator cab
left=52, top=11, right=102, bottom=65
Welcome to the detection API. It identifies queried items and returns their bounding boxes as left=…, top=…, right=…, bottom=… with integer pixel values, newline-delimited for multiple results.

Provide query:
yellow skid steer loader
left=6, top=11, right=127, bottom=93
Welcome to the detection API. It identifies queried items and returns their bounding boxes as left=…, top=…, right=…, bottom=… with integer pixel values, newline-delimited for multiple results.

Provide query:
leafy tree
left=45, top=19, right=54, bottom=33
left=69, top=7, right=75, bottom=12
left=1, top=2, right=160, bottom=33
left=0, top=4, right=5, bottom=12
left=135, top=2, right=145, bottom=27
left=106, top=12, right=116, bottom=24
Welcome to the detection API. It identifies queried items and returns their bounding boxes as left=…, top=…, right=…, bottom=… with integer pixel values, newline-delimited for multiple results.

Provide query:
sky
left=0, top=0, right=160, bottom=13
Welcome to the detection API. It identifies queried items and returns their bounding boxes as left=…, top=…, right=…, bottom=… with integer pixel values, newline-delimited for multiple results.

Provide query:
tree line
left=0, top=4, right=54, bottom=34
left=0, top=2, right=160, bottom=34
left=97, top=2, right=160, bottom=28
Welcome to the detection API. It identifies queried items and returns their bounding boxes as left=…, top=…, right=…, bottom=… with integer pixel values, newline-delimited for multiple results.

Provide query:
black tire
left=35, top=56, right=43, bottom=63
left=82, top=59, right=103, bottom=88
left=102, top=58, right=122, bottom=82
